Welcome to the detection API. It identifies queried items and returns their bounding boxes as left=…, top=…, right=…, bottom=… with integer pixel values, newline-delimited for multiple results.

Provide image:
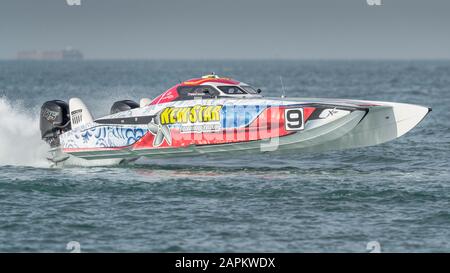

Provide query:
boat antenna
left=280, top=76, right=286, bottom=98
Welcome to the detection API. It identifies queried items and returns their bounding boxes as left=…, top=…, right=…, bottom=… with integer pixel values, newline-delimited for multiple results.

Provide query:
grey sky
left=0, top=0, right=449, bottom=59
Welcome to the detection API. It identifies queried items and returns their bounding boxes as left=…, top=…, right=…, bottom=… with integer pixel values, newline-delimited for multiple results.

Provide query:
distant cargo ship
left=17, top=48, right=83, bottom=60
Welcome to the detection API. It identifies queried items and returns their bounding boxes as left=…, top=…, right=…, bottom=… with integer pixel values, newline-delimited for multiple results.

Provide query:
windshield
left=177, top=85, right=219, bottom=97
left=218, top=86, right=246, bottom=95
left=240, top=86, right=258, bottom=94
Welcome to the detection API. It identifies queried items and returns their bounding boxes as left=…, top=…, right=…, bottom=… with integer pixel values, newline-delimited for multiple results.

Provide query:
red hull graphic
left=133, top=106, right=316, bottom=149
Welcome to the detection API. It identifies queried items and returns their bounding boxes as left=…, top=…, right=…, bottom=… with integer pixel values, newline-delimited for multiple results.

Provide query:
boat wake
left=0, top=97, right=50, bottom=167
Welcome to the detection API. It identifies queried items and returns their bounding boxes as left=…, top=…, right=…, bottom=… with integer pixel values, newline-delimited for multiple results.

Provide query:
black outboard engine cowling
left=110, top=100, right=139, bottom=114
left=40, top=100, right=71, bottom=147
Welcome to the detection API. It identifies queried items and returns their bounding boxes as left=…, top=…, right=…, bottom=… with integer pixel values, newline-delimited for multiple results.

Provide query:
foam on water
left=0, top=97, right=49, bottom=167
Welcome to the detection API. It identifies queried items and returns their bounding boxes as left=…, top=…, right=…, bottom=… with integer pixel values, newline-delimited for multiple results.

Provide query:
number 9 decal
left=285, top=108, right=304, bottom=131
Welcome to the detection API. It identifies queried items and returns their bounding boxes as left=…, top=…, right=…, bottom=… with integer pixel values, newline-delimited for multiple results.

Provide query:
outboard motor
left=110, top=100, right=139, bottom=114
left=40, top=100, right=71, bottom=147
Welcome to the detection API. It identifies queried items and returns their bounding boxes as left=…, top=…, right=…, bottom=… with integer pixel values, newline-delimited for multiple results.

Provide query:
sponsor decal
left=319, top=108, right=339, bottom=119
left=146, top=105, right=223, bottom=146
left=179, top=123, right=221, bottom=133
left=160, top=105, right=222, bottom=125
left=147, top=120, right=172, bottom=147
left=71, top=109, right=83, bottom=125
left=42, top=108, right=59, bottom=122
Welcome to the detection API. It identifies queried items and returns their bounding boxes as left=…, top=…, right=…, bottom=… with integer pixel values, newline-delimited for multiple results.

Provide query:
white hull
left=39, top=75, right=430, bottom=166
left=300, top=102, right=430, bottom=152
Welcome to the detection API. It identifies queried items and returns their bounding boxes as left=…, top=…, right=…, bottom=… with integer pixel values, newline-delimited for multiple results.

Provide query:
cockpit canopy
left=177, top=84, right=259, bottom=98
left=149, top=74, right=262, bottom=105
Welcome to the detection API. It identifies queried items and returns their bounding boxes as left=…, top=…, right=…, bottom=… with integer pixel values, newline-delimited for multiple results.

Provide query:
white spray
left=0, top=97, right=50, bottom=167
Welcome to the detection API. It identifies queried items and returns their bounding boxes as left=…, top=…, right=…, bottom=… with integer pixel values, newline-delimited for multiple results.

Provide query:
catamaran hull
left=299, top=102, right=431, bottom=153
left=48, top=99, right=429, bottom=165
left=39, top=74, right=430, bottom=166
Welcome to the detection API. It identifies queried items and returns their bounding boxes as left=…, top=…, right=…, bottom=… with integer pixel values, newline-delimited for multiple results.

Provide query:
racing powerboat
left=40, top=74, right=431, bottom=165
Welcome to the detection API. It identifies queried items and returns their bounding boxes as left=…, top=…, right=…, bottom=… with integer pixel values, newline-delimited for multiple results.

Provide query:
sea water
left=0, top=60, right=448, bottom=252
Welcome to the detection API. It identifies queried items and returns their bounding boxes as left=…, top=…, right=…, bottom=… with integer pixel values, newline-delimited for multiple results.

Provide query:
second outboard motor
left=110, top=100, right=139, bottom=114
left=40, top=100, right=71, bottom=147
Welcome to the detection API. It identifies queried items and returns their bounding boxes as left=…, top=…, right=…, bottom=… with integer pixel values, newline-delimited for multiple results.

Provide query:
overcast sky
left=0, top=0, right=449, bottom=59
